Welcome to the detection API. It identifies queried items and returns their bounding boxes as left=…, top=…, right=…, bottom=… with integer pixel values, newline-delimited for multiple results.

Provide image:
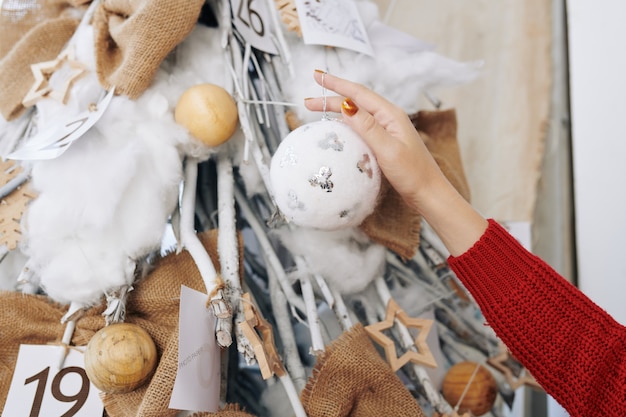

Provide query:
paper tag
left=231, top=0, right=279, bottom=54
left=295, top=0, right=374, bottom=56
left=3, top=345, right=104, bottom=417
left=7, top=88, right=114, bottom=161
left=169, top=285, right=220, bottom=412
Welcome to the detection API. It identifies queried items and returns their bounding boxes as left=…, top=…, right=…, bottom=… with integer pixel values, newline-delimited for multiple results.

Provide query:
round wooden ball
left=84, top=323, right=157, bottom=394
left=441, top=361, right=498, bottom=416
left=174, top=83, right=239, bottom=147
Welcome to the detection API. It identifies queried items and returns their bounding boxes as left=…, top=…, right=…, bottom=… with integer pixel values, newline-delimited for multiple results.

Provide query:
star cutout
left=487, top=343, right=541, bottom=390
left=365, top=298, right=437, bottom=371
left=22, top=46, right=87, bottom=108
left=238, top=293, right=285, bottom=379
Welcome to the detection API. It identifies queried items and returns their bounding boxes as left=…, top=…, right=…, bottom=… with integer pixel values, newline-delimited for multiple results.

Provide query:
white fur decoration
left=21, top=24, right=229, bottom=305
left=273, top=226, right=386, bottom=295
left=280, top=0, right=482, bottom=125
left=270, top=119, right=381, bottom=230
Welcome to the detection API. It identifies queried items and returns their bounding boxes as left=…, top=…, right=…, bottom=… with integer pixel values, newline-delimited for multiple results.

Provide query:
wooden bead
left=84, top=323, right=157, bottom=394
left=441, top=361, right=498, bottom=416
left=174, top=83, right=239, bottom=147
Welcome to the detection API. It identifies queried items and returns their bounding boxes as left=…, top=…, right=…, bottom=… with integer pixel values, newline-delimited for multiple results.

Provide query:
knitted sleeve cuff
left=447, top=219, right=543, bottom=305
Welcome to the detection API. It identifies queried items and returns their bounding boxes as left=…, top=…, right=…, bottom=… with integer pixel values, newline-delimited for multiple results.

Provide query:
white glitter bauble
left=270, top=119, right=381, bottom=230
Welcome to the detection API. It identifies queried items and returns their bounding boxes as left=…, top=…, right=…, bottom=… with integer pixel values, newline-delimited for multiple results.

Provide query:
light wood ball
left=84, top=323, right=157, bottom=394
left=441, top=361, right=498, bottom=416
left=174, top=83, right=239, bottom=147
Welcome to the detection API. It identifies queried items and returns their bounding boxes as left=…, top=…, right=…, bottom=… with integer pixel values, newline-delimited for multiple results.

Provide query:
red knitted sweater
left=448, top=219, right=626, bottom=416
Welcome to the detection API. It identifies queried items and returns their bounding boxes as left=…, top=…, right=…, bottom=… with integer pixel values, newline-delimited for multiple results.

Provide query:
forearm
left=413, top=175, right=488, bottom=257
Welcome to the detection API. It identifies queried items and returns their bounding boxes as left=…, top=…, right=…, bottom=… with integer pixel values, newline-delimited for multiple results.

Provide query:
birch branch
left=268, top=263, right=307, bottom=392
left=180, top=157, right=232, bottom=347
left=234, top=186, right=306, bottom=315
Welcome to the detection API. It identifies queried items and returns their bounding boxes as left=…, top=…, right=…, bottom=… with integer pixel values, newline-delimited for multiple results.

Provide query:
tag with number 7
left=4, top=345, right=104, bottom=417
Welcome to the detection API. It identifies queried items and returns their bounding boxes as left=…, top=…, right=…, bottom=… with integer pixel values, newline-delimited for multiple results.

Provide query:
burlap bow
left=93, top=0, right=204, bottom=98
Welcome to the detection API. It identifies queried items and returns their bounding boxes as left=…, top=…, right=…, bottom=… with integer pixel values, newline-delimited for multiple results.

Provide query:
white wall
left=567, top=0, right=626, bottom=325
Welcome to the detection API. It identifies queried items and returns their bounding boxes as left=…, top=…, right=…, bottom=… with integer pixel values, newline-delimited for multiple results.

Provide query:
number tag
left=230, top=0, right=278, bottom=54
left=294, top=0, right=374, bottom=56
left=4, top=345, right=104, bottom=417
left=169, top=285, right=220, bottom=412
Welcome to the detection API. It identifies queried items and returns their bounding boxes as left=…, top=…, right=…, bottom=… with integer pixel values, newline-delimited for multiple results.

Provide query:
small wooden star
left=0, top=160, right=36, bottom=250
left=22, top=46, right=87, bottom=108
left=365, top=298, right=437, bottom=371
left=238, top=293, right=285, bottom=379
left=487, top=343, right=541, bottom=390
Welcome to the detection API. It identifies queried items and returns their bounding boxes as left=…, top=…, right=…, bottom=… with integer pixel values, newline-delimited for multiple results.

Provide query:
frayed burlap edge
left=0, top=16, right=79, bottom=120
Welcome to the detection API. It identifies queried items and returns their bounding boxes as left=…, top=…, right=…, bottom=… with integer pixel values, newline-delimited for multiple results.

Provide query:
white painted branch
left=298, top=272, right=325, bottom=354
left=57, top=301, right=84, bottom=370
left=234, top=187, right=306, bottom=315
left=278, top=374, right=307, bottom=417
left=328, top=285, right=354, bottom=331
left=268, top=264, right=307, bottom=392
left=181, top=157, right=232, bottom=347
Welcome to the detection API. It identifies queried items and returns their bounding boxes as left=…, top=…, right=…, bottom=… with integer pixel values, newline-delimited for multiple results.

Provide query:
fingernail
left=314, top=69, right=326, bottom=74
left=303, top=97, right=314, bottom=101
left=341, top=98, right=358, bottom=116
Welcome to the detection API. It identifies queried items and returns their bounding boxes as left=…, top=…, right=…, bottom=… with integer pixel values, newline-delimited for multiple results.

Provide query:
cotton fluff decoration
left=273, top=226, right=386, bottom=294
left=279, top=0, right=482, bottom=126
left=270, top=119, right=381, bottom=230
left=20, top=24, right=228, bottom=305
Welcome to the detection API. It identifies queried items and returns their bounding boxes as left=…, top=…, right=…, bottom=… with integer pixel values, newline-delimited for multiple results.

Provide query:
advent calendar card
left=295, top=0, right=374, bottom=56
left=4, top=345, right=104, bottom=416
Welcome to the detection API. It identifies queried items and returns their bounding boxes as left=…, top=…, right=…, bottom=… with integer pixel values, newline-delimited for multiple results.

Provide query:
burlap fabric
left=0, top=14, right=79, bottom=120
left=0, top=230, right=233, bottom=417
left=360, top=108, right=470, bottom=259
left=93, top=0, right=204, bottom=99
left=301, top=323, right=426, bottom=417
left=188, top=404, right=256, bottom=416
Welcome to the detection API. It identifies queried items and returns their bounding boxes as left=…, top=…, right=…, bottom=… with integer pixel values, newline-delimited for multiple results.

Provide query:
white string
left=321, top=72, right=329, bottom=120
left=454, top=362, right=481, bottom=412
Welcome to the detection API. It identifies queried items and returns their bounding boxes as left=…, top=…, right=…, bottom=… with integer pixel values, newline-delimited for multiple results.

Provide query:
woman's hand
left=303, top=70, right=444, bottom=213
left=303, top=70, right=488, bottom=256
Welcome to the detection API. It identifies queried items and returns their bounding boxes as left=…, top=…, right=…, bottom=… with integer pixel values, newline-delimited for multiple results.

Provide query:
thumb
left=340, top=98, right=388, bottom=156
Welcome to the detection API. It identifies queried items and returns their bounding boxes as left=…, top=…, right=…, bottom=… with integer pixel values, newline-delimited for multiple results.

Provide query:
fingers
left=311, top=70, right=396, bottom=116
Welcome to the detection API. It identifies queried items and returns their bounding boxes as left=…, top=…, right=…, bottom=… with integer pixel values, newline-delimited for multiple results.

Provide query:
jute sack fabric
left=301, top=323, right=426, bottom=417
left=188, top=404, right=257, bottom=416
left=0, top=0, right=87, bottom=59
left=360, top=108, right=470, bottom=259
left=0, top=16, right=79, bottom=120
left=0, top=230, right=232, bottom=417
left=93, top=0, right=204, bottom=99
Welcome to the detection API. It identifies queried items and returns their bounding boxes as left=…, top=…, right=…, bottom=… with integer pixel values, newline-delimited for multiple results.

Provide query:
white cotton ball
left=270, top=119, right=381, bottom=230
left=273, top=226, right=386, bottom=294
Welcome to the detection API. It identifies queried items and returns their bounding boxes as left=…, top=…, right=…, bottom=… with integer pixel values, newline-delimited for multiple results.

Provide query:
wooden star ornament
left=0, top=160, right=36, bottom=250
left=487, top=343, right=541, bottom=390
left=22, top=46, right=87, bottom=108
left=238, top=293, right=285, bottom=379
left=365, top=298, right=437, bottom=371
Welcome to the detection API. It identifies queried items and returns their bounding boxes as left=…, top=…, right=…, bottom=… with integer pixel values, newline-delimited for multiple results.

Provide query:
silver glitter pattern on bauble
left=357, top=153, right=373, bottom=178
left=287, top=190, right=305, bottom=210
left=309, top=166, right=333, bottom=192
left=280, top=146, right=298, bottom=167
left=318, top=132, right=344, bottom=151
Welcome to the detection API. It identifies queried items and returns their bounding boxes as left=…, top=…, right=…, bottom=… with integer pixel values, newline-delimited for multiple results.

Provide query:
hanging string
left=321, top=71, right=329, bottom=120
left=453, top=362, right=481, bottom=413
